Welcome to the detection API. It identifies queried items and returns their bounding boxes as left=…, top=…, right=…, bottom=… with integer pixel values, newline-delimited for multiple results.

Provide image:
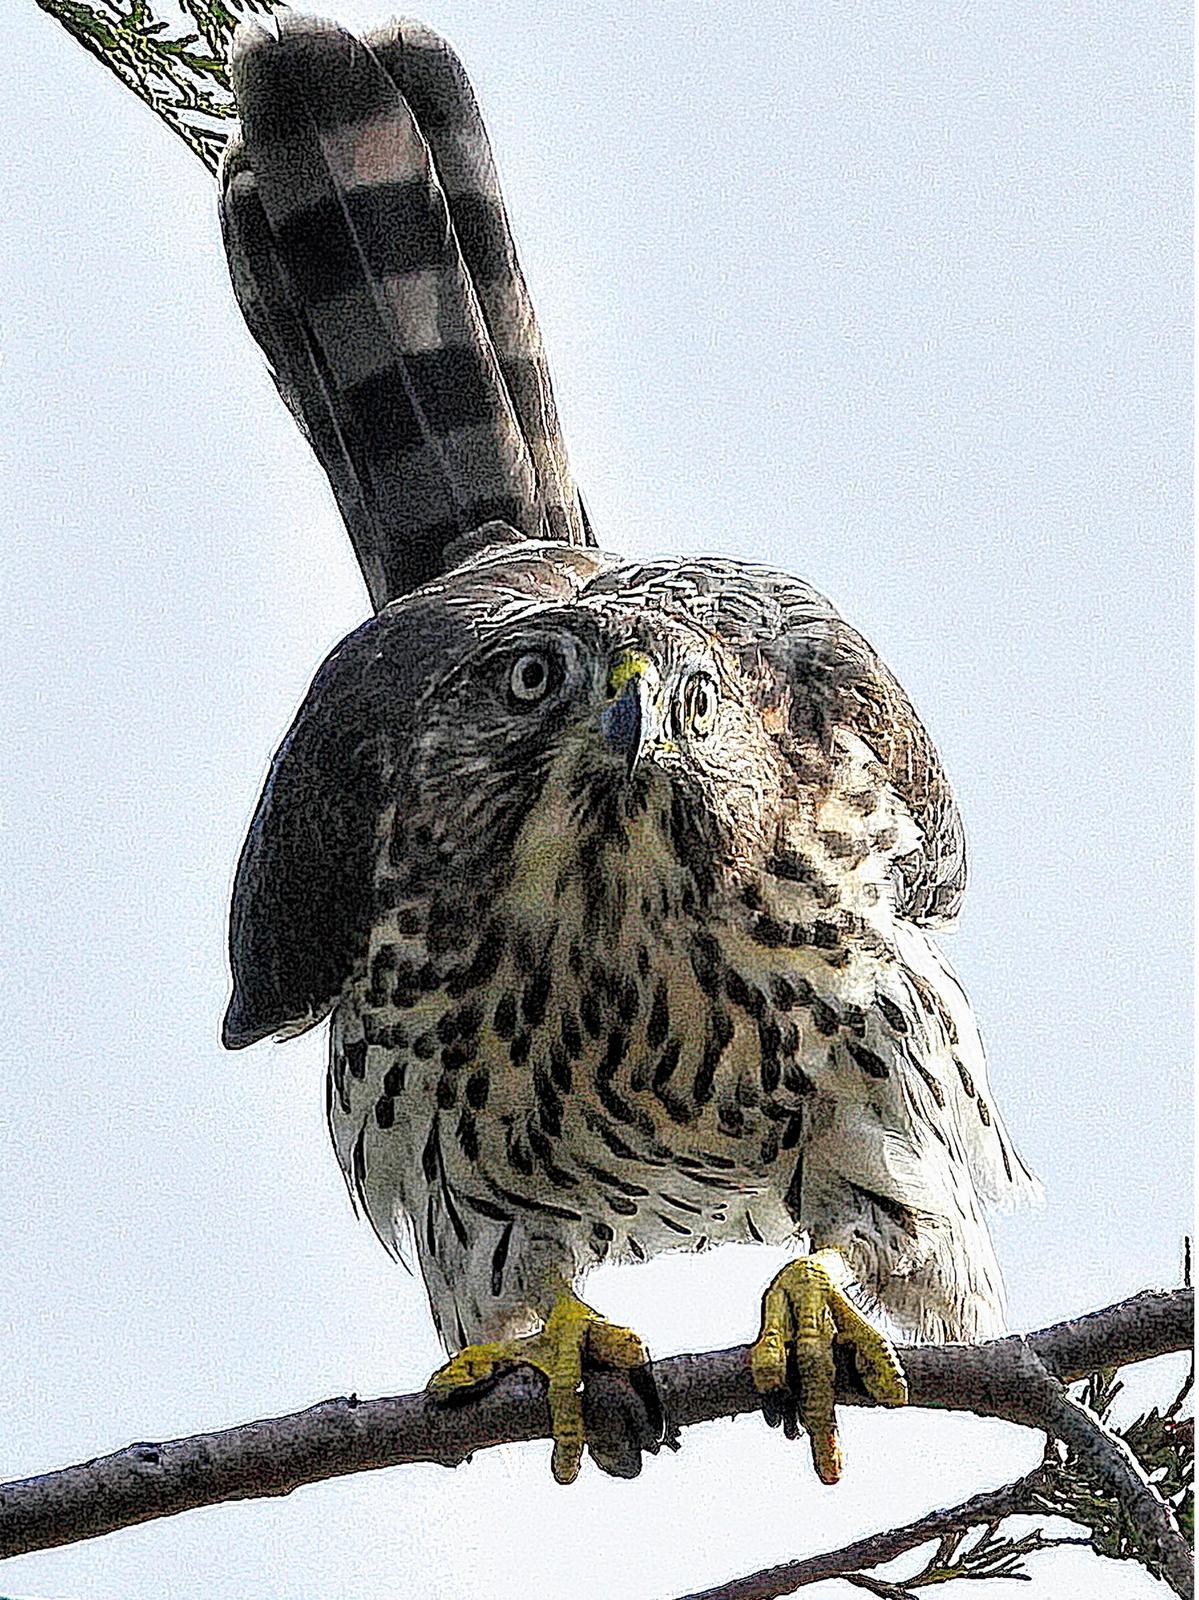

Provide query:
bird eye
left=679, top=671, right=718, bottom=737
left=507, top=649, right=554, bottom=706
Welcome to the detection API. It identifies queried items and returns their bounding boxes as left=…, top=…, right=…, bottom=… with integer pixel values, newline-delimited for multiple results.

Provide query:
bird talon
left=428, top=1292, right=656, bottom=1482
left=750, top=1248, right=906, bottom=1481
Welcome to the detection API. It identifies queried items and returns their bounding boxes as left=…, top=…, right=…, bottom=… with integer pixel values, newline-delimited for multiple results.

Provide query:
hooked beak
left=599, top=651, right=658, bottom=775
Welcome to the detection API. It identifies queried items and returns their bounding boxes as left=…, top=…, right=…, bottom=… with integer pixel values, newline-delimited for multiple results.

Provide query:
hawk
left=219, top=15, right=1039, bottom=1485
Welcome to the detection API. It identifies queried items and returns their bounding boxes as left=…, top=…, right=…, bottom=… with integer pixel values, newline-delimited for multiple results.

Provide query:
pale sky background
left=0, top=2, right=1190, bottom=1597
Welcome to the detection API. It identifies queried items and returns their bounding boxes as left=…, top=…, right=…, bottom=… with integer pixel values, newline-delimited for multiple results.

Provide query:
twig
left=844, top=1576, right=919, bottom=1598
left=0, top=1289, right=1190, bottom=1566
left=674, top=1472, right=1050, bottom=1599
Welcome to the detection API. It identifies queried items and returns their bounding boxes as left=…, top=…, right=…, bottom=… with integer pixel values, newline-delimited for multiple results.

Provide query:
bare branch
left=674, top=1472, right=1050, bottom=1599
left=0, top=1288, right=1190, bottom=1572
left=844, top=1576, right=920, bottom=1598
left=677, top=1446, right=1165, bottom=1600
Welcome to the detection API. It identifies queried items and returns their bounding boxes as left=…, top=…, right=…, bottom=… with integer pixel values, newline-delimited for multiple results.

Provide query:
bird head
left=408, top=602, right=788, bottom=909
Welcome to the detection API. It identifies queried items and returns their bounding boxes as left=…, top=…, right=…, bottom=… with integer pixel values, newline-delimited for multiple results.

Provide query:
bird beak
left=600, top=651, right=658, bottom=775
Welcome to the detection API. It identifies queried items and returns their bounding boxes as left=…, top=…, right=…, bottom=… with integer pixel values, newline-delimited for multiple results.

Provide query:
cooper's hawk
left=219, top=15, right=1039, bottom=1485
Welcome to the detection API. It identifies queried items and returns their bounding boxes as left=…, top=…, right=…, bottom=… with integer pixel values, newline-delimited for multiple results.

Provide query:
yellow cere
left=607, top=650, right=652, bottom=696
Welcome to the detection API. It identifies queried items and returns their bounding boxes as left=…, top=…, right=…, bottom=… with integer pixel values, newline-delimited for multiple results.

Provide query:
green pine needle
left=35, top=0, right=283, bottom=171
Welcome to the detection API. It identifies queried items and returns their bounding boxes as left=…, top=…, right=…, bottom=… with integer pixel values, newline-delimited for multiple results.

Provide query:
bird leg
left=427, top=1288, right=653, bottom=1484
left=749, top=1247, right=908, bottom=1483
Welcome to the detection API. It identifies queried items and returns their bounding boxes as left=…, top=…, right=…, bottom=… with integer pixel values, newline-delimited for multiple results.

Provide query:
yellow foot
left=749, top=1249, right=907, bottom=1484
left=427, top=1293, right=652, bottom=1484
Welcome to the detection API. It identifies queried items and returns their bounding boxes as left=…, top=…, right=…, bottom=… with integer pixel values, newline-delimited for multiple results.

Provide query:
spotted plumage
left=220, top=16, right=1038, bottom=1396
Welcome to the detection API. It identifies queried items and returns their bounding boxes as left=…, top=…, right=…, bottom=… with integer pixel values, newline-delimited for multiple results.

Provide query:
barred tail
left=366, top=20, right=590, bottom=550
left=219, top=15, right=591, bottom=611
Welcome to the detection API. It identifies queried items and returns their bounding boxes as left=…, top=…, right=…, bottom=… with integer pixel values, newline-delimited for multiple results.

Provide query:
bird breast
left=328, top=753, right=912, bottom=1269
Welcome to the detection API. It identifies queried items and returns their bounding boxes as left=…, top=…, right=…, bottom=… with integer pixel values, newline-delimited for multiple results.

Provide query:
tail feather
left=367, top=20, right=590, bottom=549
left=219, top=15, right=588, bottom=609
left=220, top=141, right=396, bottom=606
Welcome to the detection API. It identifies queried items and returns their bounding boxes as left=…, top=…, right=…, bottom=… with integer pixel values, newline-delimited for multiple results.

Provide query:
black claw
left=582, top=1371, right=643, bottom=1477
left=761, top=1343, right=859, bottom=1443
left=833, top=1340, right=870, bottom=1399
left=586, top=1419, right=645, bottom=1479
left=581, top=1360, right=672, bottom=1479
left=628, top=1360, right=673, bottom=1451
left=760, top=1381, right=800, bottom=1439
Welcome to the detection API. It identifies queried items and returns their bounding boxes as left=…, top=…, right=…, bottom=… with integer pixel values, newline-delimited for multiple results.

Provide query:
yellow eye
left=679, top=670, right=718, bottom=736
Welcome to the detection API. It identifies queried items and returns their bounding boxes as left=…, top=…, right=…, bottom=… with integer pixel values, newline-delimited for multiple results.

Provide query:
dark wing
left=222, top=610, right=405, bottom=1049
left=219, top=16, right=591, bottom=612
left=584, top=557, right=967, bottom=926
left=223, top=543, right=601, bottom=1049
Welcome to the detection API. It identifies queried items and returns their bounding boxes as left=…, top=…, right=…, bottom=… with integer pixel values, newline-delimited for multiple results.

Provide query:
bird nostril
left=606, top=649, right=652, bottom=702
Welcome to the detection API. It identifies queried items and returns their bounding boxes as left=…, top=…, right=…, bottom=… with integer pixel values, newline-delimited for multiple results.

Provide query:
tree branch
left=678, top=1290, right=1195, bottom=1600
left=675, top=1471, right=1053, bottom=1599
left=0, top=1289, right=1190, bottom=1570
left=1029, top=1376, right=1191, bottom=1594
